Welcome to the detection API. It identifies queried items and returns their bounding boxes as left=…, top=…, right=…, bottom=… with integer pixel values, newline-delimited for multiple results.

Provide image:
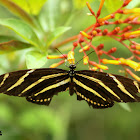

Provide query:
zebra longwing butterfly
left=0, top=64, right=140, bottom=109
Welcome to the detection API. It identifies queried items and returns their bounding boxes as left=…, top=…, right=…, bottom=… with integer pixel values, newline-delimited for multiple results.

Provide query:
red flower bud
left=98, top=50, right=104, bottom=56
left=96, top=28, right=101, bottom=33
left=107, top=47, right=117, bottom=54
left=133, top=50, right=140, bottom=55
left=73, top=42, right=78, bottom=47
left=97, top=44, right=104, bottom=51
left=112, top=27, right=120, bottom=34
left=122, top=26, right=132, bottom=32
left=102, top=29, right=108, bottom=35
left=122, top=0, right=132, bottom=7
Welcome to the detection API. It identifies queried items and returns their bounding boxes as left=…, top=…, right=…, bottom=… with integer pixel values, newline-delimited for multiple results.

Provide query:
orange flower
left=101, top=59, right=120, bottom=65
left=126, top=69, right=140, bottom=81
left=50, top=60, right=65, bottom=68
left=97, top=0, right=105, bottom=17
left=125, top=60, right=140, bottom=71
left=47, top=54, right=67, bottom=59
left=67, top=51, right=75, bottom=64
left=123, top=30, right=140, bottom=38
left=86, top=2, right=95, bottom=16
left=131, top=44, right=140, bottom=50
left=133, top=50, right=140, bottom=55
left=98, top=14, right=114, bottom=23
left=119, top=58, right=140, bottom=71
left=126, top=14, right=140, bottom=21
left=83, top=56, right=89, bottom=65
left=118, top=58, right=126, bottom=64
left=90, top=67, right=98, bottom=71
left=114, top=19, right=123, bottom=24
left=102, top=58, right=140, bottom=71
left=123, top=8, right=140, bottom=14
left=80, top=31, right=92, bottom=39
left=96, top=64, right=108, bottom=70
left=79, top=45, right=90, bottom=52
left=89, top=61, right=108, bottom=70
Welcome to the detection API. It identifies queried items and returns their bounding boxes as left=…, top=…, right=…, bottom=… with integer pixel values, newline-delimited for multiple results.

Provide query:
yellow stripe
left=133, top=81, right=140, bottom=93
left=77, top=92, right=93, bottom=104
left=20, top=73, right=67, bottom=96
left=109, top=74, right=135, bottom=99
left=7, top=69, right=35, bottom=91
left=33, top=78, right=70, bottom=96
left=73, top=78, right=106, bottom=101
left=76, top=73, right=121, bottom=100
left=0, top=73, right=9, bottom=87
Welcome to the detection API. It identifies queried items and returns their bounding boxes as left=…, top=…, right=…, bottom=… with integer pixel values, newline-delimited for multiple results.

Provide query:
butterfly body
left=0, top=64, right=140, bottom=109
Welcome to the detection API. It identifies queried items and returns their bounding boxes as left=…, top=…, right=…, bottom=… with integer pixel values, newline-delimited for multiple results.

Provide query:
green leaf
left=0, top=19, right=41, bottom=48
left=26, top=50, right=47, bottom=69
left=73, top=0, right=94, bottom=9
left=11, top=0, right=48, bottom=15
left=0, top=40, right=31, bottom=53
left=126, top=0, right=140, bottom=8
left=38, top=0, right=57, bottom=32
left=0, top=35, right=16, bottom=43
left=118, top=103, right=131, bottom=112
left=46, top=26, right=71, bottom=49
left=105, top=0, right=123, bottom=14
left=0, top=0, right=35, bottom=26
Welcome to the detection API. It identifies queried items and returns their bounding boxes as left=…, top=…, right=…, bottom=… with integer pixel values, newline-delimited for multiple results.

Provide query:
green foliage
left=45, top=26, right=71, bottom=49
left=0, top=0, right=140, bottom=140
left=26, top=51, right=47, bottom=68
left=0, top=19, right=41, bottom=48
left=73, top=0, right=94, bottom=9
left=11, top=0, right=48, bottom=15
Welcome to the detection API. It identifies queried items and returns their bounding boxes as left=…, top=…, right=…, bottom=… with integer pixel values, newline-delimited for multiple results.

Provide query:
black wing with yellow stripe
left=0, top=68, right=70, bottom=105
left=0, top=67, right=140, bottom=109
left=74, top=70, right=140, bottom=108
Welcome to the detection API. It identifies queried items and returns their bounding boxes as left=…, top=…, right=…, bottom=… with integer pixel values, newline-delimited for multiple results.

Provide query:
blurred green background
left=0, top=0, right=140, bottom=140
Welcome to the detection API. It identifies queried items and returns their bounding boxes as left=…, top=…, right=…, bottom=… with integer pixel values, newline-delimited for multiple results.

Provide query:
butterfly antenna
left=55, top=48, right=69, bottom=67
left=55, top=48, right=67, bottom=60
left=75, top=50, right=95, bottom=65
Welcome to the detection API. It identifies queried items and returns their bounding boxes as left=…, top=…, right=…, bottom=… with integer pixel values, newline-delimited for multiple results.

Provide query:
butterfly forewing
left=0, top=68, right=70, bottom=105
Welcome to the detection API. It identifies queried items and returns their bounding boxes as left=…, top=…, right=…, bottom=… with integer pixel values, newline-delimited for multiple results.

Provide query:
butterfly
left=0, top=64, right=140, bottom=109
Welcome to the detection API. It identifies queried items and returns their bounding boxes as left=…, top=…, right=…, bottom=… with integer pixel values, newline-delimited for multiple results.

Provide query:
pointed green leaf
left=46, top=26, right=71, bottom=48
left=118, top=103, right=131, bottom=112
left=0, top=40, right=31, bottom=53
left=38, top=0, right=55, bottom=32
left=0, top=0, right=35, bottom=26
left=126, top=0, right=140, bottom=8
left=26, top=50, right=47, bottom=69
left=105, top=0, right=123, bottom=14
left=0, top=19, right=41, bottom=48
left=0, top=35, right=16, bottom=43
left=11, top=0, right=48, bottom=15
left=73, top=0, right=93, bottom=9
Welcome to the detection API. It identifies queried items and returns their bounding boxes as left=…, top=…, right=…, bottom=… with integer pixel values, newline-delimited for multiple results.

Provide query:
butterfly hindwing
left=74, top=70, right=140, bottom=108
left=74, top=82, right=114, bottom=108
